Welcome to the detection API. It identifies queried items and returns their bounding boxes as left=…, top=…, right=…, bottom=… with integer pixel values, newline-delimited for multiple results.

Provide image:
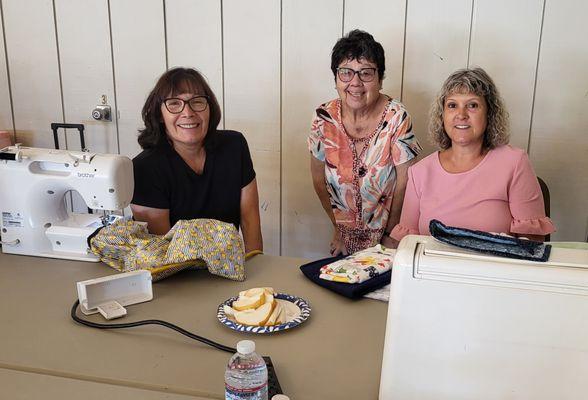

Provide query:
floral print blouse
left=308, top=97, right=421, bottom=253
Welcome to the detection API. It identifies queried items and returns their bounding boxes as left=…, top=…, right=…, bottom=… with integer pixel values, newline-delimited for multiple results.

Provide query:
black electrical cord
left=71, top=299, right=284, bottom=396
left=70, top=300, right=237, bottom=354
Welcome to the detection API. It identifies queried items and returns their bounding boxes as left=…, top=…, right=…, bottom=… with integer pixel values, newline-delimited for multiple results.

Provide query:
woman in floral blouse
left=309, top=30, right=421, bottom=255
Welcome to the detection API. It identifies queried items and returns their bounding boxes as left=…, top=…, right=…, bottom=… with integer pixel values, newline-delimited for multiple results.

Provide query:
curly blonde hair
left=429, top=67, right=509, bottom=150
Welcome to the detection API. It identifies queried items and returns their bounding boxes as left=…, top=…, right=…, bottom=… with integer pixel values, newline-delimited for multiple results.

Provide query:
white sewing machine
left=379, top=235, right=588, bottom=399
left=0, top=145, right=133, bottom=262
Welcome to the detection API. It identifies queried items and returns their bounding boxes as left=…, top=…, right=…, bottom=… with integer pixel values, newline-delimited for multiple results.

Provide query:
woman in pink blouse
left=391, top=67, right=555, bottom=244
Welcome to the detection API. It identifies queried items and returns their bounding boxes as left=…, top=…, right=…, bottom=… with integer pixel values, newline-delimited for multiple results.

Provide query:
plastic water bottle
left=225, top=340, right=268, bottom=400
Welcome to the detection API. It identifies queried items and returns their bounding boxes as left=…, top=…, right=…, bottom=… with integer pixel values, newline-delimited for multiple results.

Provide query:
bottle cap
left=272, top=395, right=290, bottom=400
left=236, top=340, right=255, bottom=355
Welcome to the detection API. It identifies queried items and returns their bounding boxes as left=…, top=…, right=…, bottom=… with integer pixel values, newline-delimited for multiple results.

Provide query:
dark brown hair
left=138, top=67, right=221, bottom=149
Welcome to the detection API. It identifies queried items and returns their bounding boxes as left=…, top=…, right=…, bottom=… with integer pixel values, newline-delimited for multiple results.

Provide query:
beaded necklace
left=338, top=98, right=391, bottom=225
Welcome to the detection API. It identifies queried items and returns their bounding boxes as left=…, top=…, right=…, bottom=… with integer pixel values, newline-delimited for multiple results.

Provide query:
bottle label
left=225, top=382, right=268, bottom=400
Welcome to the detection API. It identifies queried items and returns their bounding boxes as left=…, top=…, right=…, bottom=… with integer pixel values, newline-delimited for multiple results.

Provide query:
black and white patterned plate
left=217, top=293, right=311, bottom=334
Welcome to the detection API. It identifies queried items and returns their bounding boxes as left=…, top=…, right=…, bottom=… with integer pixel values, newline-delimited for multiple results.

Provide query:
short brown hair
left=330, top=30, right=385, bottom=81
left=138, top=67, right=221, bottom=149
left=429, top=67, right=509, bottom=150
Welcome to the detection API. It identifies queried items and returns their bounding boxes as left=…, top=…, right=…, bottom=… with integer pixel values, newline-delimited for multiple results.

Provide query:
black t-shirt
left=132, top=130, right=255, bottom=228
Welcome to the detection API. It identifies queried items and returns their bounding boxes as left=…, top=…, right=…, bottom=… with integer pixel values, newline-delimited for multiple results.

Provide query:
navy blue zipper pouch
left=429, top=219, right=551, bottom=262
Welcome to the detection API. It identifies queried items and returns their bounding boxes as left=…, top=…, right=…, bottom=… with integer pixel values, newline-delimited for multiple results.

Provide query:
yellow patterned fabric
left=89, top=219, right=245, bottom=282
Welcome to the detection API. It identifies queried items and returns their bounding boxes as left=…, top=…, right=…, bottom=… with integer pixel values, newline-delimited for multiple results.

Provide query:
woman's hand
left=518, top=234, right=545, bottom=242
left=130, top=204, right=171, bottom=235
left=330, top=229, right=348, bottom=256
left=380, top=234, right=399, bottom=249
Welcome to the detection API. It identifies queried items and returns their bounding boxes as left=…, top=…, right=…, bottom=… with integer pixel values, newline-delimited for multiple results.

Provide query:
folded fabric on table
left=429, top=219, right=551, bottom=262
left=89, top=218, right=245, bottom=281
left=300, top=253, right=392, bottom=299
left=319, top=245, right=395, bottom=283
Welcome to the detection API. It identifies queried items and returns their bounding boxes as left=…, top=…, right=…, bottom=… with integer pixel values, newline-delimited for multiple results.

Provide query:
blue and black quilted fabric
left=429, top=219, right=551, bottom=262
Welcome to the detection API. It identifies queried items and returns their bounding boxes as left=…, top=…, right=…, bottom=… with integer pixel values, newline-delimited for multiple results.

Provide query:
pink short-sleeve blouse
left=391, top=145, right=555, bottom=240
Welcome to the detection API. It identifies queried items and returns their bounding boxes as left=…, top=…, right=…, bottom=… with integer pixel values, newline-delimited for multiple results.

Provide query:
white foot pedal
left=97, top=300, right=127, bottom=320
left=76, top=270, right=153, bottom=318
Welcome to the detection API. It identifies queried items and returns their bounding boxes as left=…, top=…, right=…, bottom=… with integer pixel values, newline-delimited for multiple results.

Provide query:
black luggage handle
left=51, top=123, right=86, bottom=151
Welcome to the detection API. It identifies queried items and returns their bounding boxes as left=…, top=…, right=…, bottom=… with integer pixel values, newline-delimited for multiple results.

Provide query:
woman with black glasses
left=309, top=30, right=421, bottom=256
left=131, top=67, right=262, bottom=253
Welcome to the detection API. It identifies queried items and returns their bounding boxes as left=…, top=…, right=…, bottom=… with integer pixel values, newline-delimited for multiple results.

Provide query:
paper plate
left=217, top=293, right=311, bottom=334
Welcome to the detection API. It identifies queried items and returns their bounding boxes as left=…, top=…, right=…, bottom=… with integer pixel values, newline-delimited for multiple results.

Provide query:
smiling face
left=161, top=92, right=210, bottom=150
left=443, top=92, right=488, bottom=148
left=335, top=57, right=381, bottom=112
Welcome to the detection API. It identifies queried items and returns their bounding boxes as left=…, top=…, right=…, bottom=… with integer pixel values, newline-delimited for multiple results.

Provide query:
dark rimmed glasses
left=163, top=95, right=209, bottom=113
left=336, top=67, right=377, bottom=83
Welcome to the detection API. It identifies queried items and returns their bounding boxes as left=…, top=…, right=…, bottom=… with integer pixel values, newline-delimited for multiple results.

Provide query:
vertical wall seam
left=399, top=0, right=408, bottom=101
left=52, top=0, right=67, bottom=148
left=527, top=0, right=547, bottom=155
left=0, top=0, right=16, bottom=141
left=220, top=0, right=225, bottom=129
left=163, top=0, right=168, bottom=70
left=341, top=0, right=345, bottom=35
left=279, top=0, right=283, bottom=256
left=107, top=0, right=121, bottom=154
left=466, top=0, right=475, bottom=67
left=52, top=0, right=74, bottom=211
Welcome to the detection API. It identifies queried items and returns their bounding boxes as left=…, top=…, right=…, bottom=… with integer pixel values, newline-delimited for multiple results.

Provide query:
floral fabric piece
left=319, top=244, right=395, bottom=284
left=89, top=218, right=245, bottom=282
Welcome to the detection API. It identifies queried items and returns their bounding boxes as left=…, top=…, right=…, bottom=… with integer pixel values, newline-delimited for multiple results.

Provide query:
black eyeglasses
left=336, top=67, right=377, bottom=83
left=163, top=96, right=209, bottom=113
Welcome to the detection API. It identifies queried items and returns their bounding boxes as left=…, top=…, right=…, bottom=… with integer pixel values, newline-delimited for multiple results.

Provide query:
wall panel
left=223, top=0, right=281, bottom=255
left=111, top=0, right=166, bottom=158
left=530, top=0, right=588, bottom=241
left=469, top=0, right=544, bottom=150
left=165, top=0, right=223, bottom=125
left=250, top=150, right=280, bottom=254
left=0, top=12, right=13, bottom=137
left=55, top=0, right=117, bottom=154
left=0, top=0, right=585, bottom=256
left=2, top=0, right=62, bottom=148
left=402, top=0, right=472, bottom=155
left=344, top=0, right=406, bottom=100
left=282, top=0, right=343, bottom=258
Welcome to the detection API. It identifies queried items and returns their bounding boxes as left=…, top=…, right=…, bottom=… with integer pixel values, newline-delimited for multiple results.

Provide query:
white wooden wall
left=0, top=0, right=586, bottom=257
left=0, top=7, right=12, bottom=139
